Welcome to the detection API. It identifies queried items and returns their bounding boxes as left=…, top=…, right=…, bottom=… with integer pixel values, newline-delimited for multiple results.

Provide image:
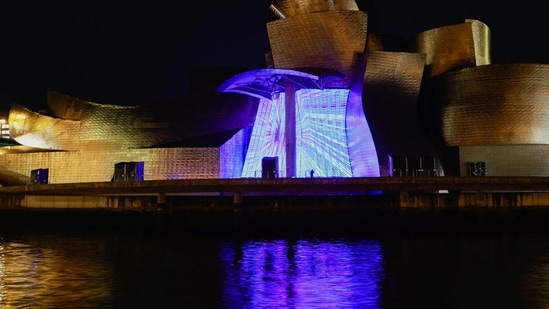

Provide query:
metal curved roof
left=217, top=68, right=344, bottom=100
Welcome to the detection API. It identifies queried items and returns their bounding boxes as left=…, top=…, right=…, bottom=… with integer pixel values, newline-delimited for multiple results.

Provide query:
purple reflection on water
left=220, top=238, right=383, bottom=308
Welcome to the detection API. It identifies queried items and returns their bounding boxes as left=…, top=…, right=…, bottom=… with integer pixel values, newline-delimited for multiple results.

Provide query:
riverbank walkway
left=1, top=176, right=549, bottom=196
left=3, top=177, right=549, bottom=232
left=3, top=176, right=549, bottom=210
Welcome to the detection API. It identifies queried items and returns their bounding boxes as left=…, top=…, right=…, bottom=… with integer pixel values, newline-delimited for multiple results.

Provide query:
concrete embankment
left=3, top=189, right=549, bottom=209
left=1, top=194, right=549, bottom=234
left=2, top=177, right=549, bottom=233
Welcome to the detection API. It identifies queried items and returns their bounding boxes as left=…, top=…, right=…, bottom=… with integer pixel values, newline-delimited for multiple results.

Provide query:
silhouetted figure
left=310, top=169, right=314, bottom=178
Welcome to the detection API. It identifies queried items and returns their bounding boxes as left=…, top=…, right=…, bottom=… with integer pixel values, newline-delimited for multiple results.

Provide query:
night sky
left=0, top=0, right=547, bottom=114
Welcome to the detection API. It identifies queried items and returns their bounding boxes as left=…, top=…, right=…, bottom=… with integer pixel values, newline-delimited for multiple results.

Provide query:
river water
left=1, top=220, right=549, bottom=308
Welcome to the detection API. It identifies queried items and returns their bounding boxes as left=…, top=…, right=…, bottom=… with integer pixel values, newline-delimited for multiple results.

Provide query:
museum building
left=2, top=0, right=549, bottom=185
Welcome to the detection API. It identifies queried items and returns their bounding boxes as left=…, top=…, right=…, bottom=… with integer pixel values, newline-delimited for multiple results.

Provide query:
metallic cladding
left=367, top=33, right=384, bottom=52
left=468, top=19, right=491, bottom=66
left=47, top=91, right=90, bottom=121
left=362, top=51, right=443, bottom=176
left=0, top=148, right=222, bottom=183
left=345, top=54, right=380, bottom=177
left=217, top=68, right=342, bottom=100
left=10, top=96, right=191, bottom=150
left=427, top=63, right=549, bottom=146
left=39, top=90, right=257, bottom=149
left=5, top=0, right=549, bottom=182
left=269, top=0, right=359, bottom=18
left=3, top=90, right=257, bottom=183
left=266, top=10, right=368, bottom=88
left=412, top=20, right=491, bottom=78
left=9, top=103, right=81, bottom=150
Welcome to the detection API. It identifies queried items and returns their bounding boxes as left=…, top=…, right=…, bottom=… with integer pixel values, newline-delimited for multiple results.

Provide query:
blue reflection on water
left=220, top=238, right=383, bottom=308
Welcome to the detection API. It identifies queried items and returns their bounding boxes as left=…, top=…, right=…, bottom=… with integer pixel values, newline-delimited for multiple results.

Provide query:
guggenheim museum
left=1, top=0, right=549, bottom=185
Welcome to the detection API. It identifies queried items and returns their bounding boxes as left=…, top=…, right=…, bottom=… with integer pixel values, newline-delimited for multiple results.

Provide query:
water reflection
left=220, top=238, right=384, bottom=308
left=381, top=231, right=549, bottom=309
left=0, top=235, right=114, bottom=308
left=524, top=258, right=549, bottom=309
left=0, top=230, right=549, bottom=308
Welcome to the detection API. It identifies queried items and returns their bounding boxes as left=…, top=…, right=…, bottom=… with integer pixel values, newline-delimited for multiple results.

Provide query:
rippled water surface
left=0, top=229, right=548, bottom=308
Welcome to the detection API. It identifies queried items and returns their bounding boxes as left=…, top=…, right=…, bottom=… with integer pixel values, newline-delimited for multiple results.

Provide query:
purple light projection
left=219, top=239, right=384, bottom=308
left=241, top=95, right=286, bottom=178
left=240, top=88, right=379, bottom=177
left=219, top=68, right=380, bottom=178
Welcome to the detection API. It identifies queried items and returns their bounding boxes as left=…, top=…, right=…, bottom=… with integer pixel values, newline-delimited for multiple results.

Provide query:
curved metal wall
left=267, top=10, right=368, bottom=88
left=363, top=51, right=443, bottom=175
left=47, top=90, right=90, bottom=121
left=8, top=2, right=548, bottom=180
left=270, top=0, right=359, bottom=18
left=9, top=103, right=81, bottom=150
left=13, top=90, right=257, bottom=150
left=5, top=102, right=227, bottom=182
left=3, top=91, right=257, bottom=183
left=468, top=19, right=491, bottom=66
left=412, top=20, right=491, bottom=78
left=427, top=63, right=549, bottom=147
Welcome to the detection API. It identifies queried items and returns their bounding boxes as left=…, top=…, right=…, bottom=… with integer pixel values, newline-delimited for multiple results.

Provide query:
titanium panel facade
left=468, top=19, right=491, bottom=66
left=2, top=90, right=254, bottom=183
left=8, top=103, right=81, bottom=150
left=4, top=0, right=549, bottom=182
left=427, top=63, right=549, bottom=146
left=423, top=63, right=549, bottom=176
left=43, top=91, right=258, bottom=149
left=267, top=10, right=368, bottom=88
left=269, top=0, right=359, bottom=18
left=412, top=20, right=491, bottom=78
left=345, top=54, right=380, bottom=177
left=0, top=147, right=222, bottom=183
left=363, top=51, right=443, bottom=176
left=222, top=1, right=380, bottom=178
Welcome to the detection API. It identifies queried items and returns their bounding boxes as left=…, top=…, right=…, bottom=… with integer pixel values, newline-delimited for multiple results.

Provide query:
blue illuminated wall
left=220, top=129, right=246, bottom=178
left=239, top=88, right=380, bottom=178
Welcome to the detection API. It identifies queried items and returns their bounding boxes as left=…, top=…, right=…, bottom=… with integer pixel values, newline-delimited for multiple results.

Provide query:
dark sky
left=0, top=0, right=547, bottom=113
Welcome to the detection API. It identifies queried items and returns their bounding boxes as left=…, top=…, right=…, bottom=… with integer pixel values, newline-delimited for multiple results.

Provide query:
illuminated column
left=285, top=81, right=296, bottom=178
